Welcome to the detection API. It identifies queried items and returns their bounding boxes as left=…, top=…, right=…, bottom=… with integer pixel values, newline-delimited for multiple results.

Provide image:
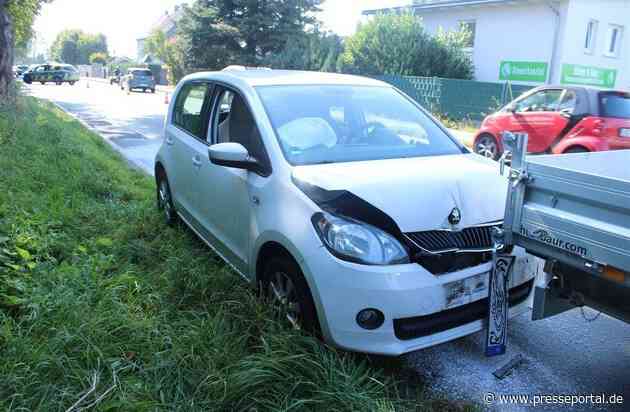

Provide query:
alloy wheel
left=476, top=135, right=499, bottom=159
left=158, top=180, right=173, bottom=222
left=268, top=271, right=301, bottom=329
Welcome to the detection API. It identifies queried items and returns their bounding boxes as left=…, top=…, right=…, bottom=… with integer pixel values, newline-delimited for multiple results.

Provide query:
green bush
left=340, top=13, right=474, bottom=79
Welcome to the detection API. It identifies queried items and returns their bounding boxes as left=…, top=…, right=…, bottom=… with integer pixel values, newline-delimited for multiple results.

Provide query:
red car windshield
left=600, top=92, right=630, bottom=119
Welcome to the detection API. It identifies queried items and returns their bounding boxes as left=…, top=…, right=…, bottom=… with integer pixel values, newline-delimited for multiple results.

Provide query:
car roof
left=183, top=69, right=390, bottom=88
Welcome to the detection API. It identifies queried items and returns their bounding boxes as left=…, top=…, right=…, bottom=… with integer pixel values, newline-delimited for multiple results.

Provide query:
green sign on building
left=499, top=61, right=548, bottom=83
left=561, top=64, right=617, bottom=88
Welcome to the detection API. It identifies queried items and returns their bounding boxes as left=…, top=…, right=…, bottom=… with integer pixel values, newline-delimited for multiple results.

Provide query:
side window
left=212, top=88, right=267, bottom=165
left=515, top=90, right=563, bottom=113
left=557, top=90, right=578, bottom=113
left=173, top=82, right=211, bottom=139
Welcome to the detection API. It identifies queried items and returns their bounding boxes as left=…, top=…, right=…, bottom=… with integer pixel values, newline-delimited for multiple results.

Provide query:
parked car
left=13, top=65, right=29, bottom=78
left=154, top=69, right=539, bottom=356
left=120, top=68, right=155, bottom=93
left=473, top=86, right=630, bottom=159
left=22, top=63, right=79, bottom=85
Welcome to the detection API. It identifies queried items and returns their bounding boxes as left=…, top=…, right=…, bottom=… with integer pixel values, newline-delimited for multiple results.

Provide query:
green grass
left=0, top=96, right=473, bottom=411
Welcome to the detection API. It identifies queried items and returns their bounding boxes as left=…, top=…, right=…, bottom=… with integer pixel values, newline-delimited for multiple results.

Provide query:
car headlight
left=312, top=212, right=409, bottom=265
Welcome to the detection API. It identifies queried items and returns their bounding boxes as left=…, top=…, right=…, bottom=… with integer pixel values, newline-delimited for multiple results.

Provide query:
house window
left=605, top=24, right=623, bottom=57
left=584, top=20, right=598, bottom=54
left=459, top=20, right=476, bottom=48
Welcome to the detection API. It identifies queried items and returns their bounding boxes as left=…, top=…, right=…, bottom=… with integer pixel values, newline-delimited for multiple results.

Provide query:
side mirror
left=209, top=142, right=260, bottom=172
left=505, top=103, right=516, bottom=113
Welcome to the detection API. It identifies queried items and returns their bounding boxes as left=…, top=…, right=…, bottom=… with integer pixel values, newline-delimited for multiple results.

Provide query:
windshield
left=600, top=92, right=630, bottom=119
left=131, top=69, right=152, bottom=77
left=256, top=85, right=463, bottom=165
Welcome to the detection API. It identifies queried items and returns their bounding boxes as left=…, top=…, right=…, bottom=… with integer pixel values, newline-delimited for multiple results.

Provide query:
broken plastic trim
left=292, top=176, right=406, bottom=243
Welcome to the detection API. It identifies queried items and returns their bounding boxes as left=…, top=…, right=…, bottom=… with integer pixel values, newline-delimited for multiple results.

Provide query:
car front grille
left=404, top=223, right=500, bottom=254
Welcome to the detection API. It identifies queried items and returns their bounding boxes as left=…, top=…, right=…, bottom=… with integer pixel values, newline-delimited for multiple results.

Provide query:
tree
left=263, top=29, right=343, bottom=72
left=49, top=29, right=108, bottom=65
left=89, top=52, right=107, bottom=65
left=339, top=13, right=474, bottom=79
left=0, top=0, right=51, bottom=99
left=143, top=28, right=185, bottom=84
left=178, top=0, right=324, bottom=71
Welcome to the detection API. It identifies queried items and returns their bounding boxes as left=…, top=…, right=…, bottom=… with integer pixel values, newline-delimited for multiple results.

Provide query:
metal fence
left=375, top=75, right=534, bottom=121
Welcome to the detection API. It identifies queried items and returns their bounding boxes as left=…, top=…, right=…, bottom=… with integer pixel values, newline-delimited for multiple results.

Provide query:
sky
left=32, top=0, right=409, bottom=59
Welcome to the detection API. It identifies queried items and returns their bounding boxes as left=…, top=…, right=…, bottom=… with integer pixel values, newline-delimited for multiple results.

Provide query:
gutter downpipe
left=546, top=1, right=561, bottom=84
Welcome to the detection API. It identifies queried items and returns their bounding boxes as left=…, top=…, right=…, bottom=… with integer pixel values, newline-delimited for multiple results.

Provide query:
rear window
left=131, top=69, right=153, bottom=77
left=600, top=92, right=630, bottom=119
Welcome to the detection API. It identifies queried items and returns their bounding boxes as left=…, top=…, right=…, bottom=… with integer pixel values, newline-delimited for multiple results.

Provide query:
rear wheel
left=40, top=81, right=46, bottom=85
left=150, top=88, right=155, bottom=94
left=474, top=134, right=501, bottom=160
left=263, top=256, right=320, bottom=333
left=156, top=172, right=177, bottom=226
left=69, top=81, right=76, bottom=86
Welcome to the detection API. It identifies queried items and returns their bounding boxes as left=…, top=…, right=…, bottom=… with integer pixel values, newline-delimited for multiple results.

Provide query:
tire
left=143, top=88, right=147, bottom=93
left=564, top=146, right=589, bottom=154
left=69, top=81, right=75, bottom=86
left=40, top=81, right=46, bottom=85
left=150, top=88, right=155, bottom=94
left=156, top=172, right=177, bottom=226
left=263, top=255, right=320, bottom=334
left=474, top=133, right=501, bottom=160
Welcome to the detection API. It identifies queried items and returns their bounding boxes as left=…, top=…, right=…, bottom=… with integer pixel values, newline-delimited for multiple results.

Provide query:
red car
left=473, top=86, right=630, bottom=159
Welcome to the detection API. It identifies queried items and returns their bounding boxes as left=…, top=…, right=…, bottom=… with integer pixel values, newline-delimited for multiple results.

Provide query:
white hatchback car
left=155, top=69, right=538, bottom=356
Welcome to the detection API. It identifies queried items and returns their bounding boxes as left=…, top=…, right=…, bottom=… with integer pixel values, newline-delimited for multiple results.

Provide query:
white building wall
left=416, top=0, right=565, bottom=84
left=558, top=0, right=630, bottom=89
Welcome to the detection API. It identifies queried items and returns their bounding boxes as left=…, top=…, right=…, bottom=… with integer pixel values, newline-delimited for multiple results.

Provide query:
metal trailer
left=499, top=132, right=630, bottom=324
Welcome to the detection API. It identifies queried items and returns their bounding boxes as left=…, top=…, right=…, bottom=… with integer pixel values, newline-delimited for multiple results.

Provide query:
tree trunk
left=0, top=0, right=14, bottom=101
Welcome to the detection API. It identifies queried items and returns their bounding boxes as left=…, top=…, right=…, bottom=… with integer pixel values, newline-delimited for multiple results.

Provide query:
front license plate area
left=485, top=254, right=515, bottom=357
left=444, top=272, right=489, bottom=309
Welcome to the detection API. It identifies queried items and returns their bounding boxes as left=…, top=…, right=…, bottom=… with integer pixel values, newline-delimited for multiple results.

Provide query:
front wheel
left=150, top=88, right=155, bottom=94
left=156, top=173, right=177, bottom=226
left=69, top=81, right=76, bottom=86
left=263, top=256, right=320, bottom=333
left=474, top=134, right=501, bottom=160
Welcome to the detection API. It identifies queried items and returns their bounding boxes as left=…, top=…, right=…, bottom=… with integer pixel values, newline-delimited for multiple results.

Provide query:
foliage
left=143, top=28, right=185, bottom=84
left=88, top=51, right=107, bottom=65
left=178, top=0, right=324, bottom=71
left=5, top=0, right=51, bottom=49
left=0, top=95, right=472, bottom=411
left=49, top=29, right=108, bottom=65
left=339, top=13, right=474, bottom=79
left=263, top=29, right=344, bottom=72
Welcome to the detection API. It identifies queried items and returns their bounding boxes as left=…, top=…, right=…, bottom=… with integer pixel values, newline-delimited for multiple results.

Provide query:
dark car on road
left=23, top=63, right=79, bottom=85
left=473, top=86, right=630, bottom=159
left=121, top=68, right=156, bottom=93
left=13, top=65, right=29, bottom=78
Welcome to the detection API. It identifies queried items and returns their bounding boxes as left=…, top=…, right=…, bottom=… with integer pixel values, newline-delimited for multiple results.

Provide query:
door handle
left=192, top=156, right=202, bottom=168
left=165, top=136, right=175, bottom=146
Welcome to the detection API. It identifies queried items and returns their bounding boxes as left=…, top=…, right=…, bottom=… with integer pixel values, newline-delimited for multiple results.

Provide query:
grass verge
left=0, top=95, right=472, bottom=411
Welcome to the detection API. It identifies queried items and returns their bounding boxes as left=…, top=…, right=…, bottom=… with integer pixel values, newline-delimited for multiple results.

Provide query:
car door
left=163, top=81, right=213, bottom=223
left=599, top=91, right=630, bottom=150
left=504, top=89, right=569, bottom=153
left=195, top=86, right=267, bottom=275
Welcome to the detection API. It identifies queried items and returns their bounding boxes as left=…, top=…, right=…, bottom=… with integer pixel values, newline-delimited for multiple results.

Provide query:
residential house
left=364, top=0, right=630, bottom=89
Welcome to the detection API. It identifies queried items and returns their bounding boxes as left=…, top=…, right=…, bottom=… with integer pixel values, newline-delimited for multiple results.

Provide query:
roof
left=363, top=0, right=529, bottom=15
left=183, top=69, right=389, bottom=88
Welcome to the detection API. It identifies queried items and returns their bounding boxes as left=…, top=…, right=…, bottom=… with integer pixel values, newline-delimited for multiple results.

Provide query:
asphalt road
left=25, top=79, right=166, bottom=175
left=26, top=79, right=630, bottom=411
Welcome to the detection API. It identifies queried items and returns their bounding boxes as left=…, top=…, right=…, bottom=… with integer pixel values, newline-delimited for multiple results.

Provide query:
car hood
left=292, top=154, right=508, bottom=233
